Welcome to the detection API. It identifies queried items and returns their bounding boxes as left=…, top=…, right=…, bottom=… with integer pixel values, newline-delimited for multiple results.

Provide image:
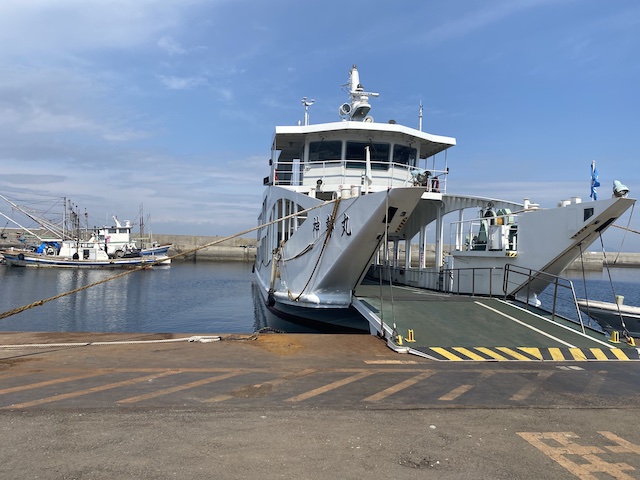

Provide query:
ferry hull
left=255, top=187, right=426, bottom=324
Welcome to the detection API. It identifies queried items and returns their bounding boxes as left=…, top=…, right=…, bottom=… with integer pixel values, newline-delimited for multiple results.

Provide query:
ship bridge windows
left=309, top=140, right=342, bottom=162
left=392, top=144, right=417, bottom=167
left=346, top=141, right=390, bottom=170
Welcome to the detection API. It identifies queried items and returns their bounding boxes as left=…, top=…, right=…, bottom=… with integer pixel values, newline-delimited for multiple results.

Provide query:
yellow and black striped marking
left=419, top=346, right=640, bottom=361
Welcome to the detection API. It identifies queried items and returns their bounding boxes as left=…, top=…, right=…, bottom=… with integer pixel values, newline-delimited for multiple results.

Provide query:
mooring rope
left=599, top=233, right=631, bottom=340
left=0, top=335, right=221, bottom=349
left=611, top=203, right=636, bottom=265
left=287, top=197, right=341, bottom=301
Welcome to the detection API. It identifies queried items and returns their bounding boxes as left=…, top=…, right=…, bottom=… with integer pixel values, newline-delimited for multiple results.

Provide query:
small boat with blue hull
left=140, top=244, right=171, bottom=257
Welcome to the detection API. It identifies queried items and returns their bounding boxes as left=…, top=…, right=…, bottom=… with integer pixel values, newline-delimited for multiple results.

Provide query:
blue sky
left=1, top=0, right=639, bottom=251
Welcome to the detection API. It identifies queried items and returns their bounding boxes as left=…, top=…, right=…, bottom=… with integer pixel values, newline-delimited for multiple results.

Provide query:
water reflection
left=0, top=263, right=256, bottom=333
left=0, top=262, right=368, bottom=334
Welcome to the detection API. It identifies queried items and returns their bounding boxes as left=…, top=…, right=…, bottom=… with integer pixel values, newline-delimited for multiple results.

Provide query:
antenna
left=302, top=97, right=315, bottom=126
left=340, top=65, right=379, bottom=121
left=419, top=101, right=423, bottom=131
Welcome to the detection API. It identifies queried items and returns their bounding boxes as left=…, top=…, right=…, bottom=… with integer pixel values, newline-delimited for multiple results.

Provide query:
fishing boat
left=254, top=65, right=635, bottom=328
left=0, top=196, right=171, bottom=268
left=92, top=217, right=171, bottom=258
left=576, top=297, right=640, bottom=338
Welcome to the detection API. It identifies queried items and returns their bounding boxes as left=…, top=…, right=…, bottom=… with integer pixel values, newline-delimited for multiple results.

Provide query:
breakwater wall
left=153, top=234, right=256, bottom=262
left=565, top=251, right=640, bottom=270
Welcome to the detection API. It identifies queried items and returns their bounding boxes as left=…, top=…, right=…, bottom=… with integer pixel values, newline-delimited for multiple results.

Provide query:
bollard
left=406, top=329, right=416, bottom=342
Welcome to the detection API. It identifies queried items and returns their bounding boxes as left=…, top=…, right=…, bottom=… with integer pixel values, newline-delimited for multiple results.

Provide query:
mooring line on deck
left=0, top=336, right=221, bottom=349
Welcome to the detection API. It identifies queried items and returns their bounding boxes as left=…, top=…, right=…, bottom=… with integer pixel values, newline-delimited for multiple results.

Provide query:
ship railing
left=440, top=266, right=504, bottom=296
left=503, top=264, right=587, bottom=333
left=273, top=159, right=447, bottom=192
left=369, top=264, right=503, bottom=296
left=450, top=214, right=519, bottom=253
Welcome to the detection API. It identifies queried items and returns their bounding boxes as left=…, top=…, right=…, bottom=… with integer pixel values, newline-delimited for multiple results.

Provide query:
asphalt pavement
left=1, top=331, right=639, bottom=479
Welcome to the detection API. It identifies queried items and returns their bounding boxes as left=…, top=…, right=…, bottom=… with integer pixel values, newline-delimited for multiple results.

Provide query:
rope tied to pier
left=0, top=335, right=221, bottom=349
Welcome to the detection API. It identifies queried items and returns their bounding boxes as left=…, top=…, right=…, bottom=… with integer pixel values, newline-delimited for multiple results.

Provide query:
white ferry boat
left=254, top=65, right=635, bottom=327
left=254, top=65, right=455, bottom=324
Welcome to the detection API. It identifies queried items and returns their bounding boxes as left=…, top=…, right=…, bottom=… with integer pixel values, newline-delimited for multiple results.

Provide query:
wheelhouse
left=267, top=121, right=455, bottom=200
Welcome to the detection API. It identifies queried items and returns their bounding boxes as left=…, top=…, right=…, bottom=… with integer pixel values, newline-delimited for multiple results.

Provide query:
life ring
left=46, top=246, right=56, bottom=255
left=73, top=253, right=79, bottom=260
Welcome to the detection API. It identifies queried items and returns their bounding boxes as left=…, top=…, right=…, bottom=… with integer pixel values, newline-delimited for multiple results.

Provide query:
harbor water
left=0, top=262, right=638, bottom=335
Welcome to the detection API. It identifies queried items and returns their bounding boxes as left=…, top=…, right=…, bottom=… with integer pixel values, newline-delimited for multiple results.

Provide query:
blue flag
left=590, top=161, right=600, bottom=200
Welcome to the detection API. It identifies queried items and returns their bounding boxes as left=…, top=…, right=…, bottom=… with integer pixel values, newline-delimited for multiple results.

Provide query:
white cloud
left=0, top=0, right=209, bottom=57
left=416, top=0, right=572, bottom=46
left=0, top=65, right=151, bottom=142
left=158, top=75, right=208, bottom=90
left=157, top=36, right=187, bottom=56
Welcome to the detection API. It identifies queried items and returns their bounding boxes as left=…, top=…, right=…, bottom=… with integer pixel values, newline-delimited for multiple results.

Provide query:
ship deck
left=353, top=283, right=640, bottom=361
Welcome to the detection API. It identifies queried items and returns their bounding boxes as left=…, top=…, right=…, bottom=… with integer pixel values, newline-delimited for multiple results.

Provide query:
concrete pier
left=1, top=331, right=639, bottom=479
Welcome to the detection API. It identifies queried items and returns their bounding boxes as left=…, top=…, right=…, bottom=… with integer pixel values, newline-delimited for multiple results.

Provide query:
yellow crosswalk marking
left=569, top=348, right=587, bottom=361
left=430, top=347, right=464, bottom=361
left=452, top=347, right=486, bottom=361
left=548, top=348, right=566, bottom=361
left=496, top=347, right=531, bottom=361
left=518, top=347, right=543, bottom=360
left=474, top=347, right=508, bottom=360
left=590, top=348, right=609, bottom=360
left=610, top=349, right=630, bottom=361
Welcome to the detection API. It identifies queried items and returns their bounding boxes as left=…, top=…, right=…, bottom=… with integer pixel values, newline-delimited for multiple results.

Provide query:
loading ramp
left=353, top=284, right=640, bottom=361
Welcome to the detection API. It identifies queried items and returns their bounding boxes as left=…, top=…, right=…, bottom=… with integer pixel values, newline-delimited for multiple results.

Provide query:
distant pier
left=151, top=234, right=256, bottom=262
